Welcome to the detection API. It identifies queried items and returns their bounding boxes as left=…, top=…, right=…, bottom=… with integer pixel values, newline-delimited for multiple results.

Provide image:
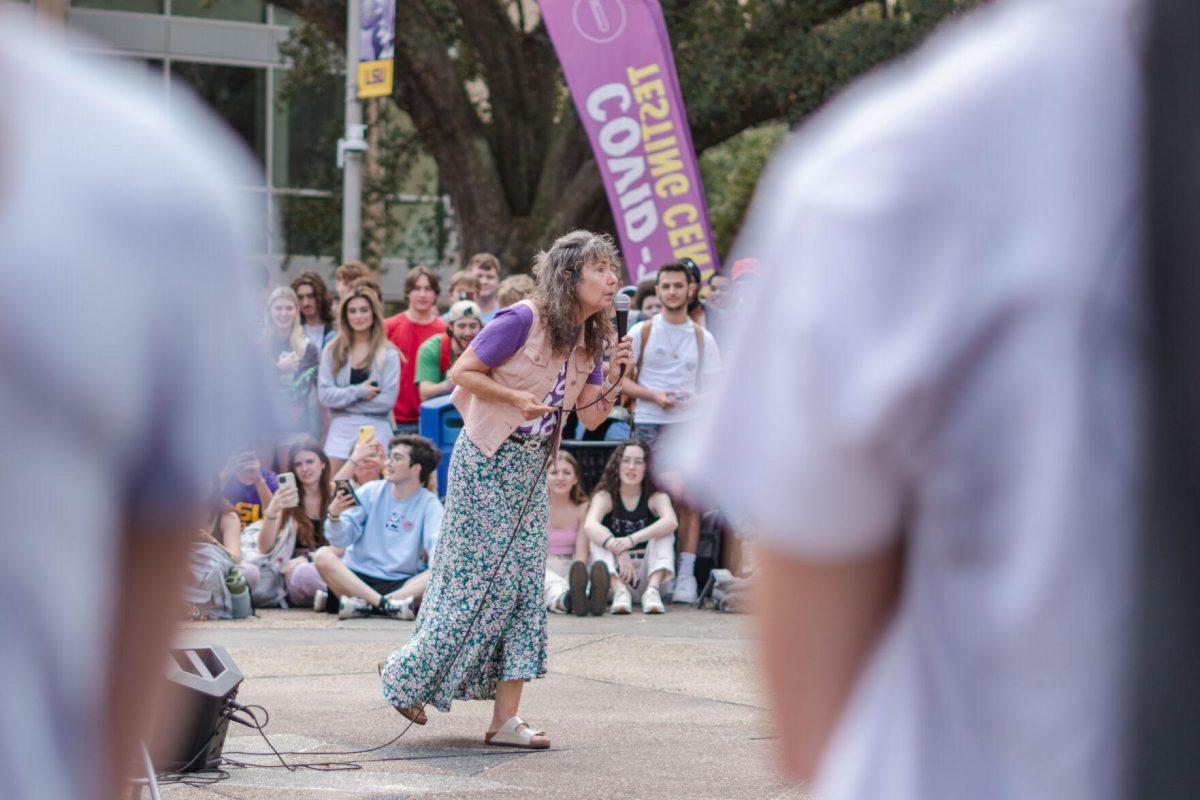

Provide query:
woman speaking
left=380, top=230, right=633, bottom=749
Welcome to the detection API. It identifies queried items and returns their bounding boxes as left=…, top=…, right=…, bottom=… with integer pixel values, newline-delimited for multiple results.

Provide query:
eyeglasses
left=620, top=457, right=645, bottom=466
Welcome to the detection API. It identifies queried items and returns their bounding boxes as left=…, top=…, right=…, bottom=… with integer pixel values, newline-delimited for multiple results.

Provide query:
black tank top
left=601, top=492, right=655, bottom=555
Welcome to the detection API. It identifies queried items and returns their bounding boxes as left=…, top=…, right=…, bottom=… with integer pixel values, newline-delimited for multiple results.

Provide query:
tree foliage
left=272, top=0, right=981, bottom=273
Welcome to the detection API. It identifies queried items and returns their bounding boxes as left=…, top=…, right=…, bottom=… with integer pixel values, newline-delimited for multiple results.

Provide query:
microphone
left=613, top=293, right=631, bottom=381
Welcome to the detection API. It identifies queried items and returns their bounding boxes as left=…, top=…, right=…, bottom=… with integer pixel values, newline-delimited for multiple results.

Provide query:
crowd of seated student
left=186, top=252, right=740, bottom=621
left=314, top=435, right=443, bottom=620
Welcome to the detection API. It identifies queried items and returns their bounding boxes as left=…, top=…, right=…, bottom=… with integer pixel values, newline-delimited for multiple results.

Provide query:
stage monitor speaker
left=149, top=645, right=244, bottom=774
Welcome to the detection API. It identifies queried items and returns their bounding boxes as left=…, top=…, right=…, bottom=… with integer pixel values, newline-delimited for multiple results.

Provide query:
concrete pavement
left=153, top=607, right=806, bottom=800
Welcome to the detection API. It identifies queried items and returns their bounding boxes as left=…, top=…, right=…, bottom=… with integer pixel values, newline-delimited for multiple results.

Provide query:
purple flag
left=538, top=0, right=719, bottom=283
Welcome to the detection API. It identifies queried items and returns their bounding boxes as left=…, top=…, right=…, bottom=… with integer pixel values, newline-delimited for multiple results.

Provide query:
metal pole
left=339, top=0, right=366, bottom=264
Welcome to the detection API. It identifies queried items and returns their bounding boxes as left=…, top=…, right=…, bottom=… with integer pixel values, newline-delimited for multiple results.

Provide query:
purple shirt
left=223, top=469, right=279, bottom=527
left=471, top=304, right=603, bottom=434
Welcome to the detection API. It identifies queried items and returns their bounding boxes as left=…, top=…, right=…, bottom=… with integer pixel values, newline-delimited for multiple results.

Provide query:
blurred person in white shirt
left=669, top=0, right=1143, bottom=798
left=0, top=8, right=272, bottom=799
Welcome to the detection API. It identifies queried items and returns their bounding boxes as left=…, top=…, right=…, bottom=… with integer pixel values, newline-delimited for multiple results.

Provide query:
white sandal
left=484, top=716, right=550, bottom=749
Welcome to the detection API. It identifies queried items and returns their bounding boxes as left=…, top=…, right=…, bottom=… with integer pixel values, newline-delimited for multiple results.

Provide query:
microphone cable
left=162, top=357, right=630, bottom=787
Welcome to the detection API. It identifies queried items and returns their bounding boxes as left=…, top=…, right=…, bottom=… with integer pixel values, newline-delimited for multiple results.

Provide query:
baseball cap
left=446, top=299, right=481, bottom=323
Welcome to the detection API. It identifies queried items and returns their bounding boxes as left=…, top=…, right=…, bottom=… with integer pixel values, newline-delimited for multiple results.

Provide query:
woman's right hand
left=511, top=391, right=555, bottom=421
left=266, top=484, right=299, bottom=517
left=362, top=379, right=381, bottom=400
left=282, top=556, right=306, bottom=580
left=617, top=553, right=637, bottom=588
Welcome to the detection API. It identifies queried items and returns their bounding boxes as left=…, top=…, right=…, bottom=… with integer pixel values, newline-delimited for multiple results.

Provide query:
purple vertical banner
left=538, top=0, right=719, bottom=283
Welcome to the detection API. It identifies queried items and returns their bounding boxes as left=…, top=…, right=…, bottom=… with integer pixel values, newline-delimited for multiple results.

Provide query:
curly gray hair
left=531, top=230, right=619, bottom=358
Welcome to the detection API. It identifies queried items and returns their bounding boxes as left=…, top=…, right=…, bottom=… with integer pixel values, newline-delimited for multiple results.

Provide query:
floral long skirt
left=381, top=432, right=550, bottom=713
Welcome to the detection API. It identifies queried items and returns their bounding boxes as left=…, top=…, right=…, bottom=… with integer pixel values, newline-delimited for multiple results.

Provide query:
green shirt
left=415, top=333, right=453, bottom=385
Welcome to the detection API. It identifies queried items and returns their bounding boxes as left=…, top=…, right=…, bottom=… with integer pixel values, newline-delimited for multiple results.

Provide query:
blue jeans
left=632, top=422, right=671, bottom=451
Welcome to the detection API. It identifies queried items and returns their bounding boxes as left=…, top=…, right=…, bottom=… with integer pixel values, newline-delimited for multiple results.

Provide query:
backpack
left=240, top=519, right=296, bottom=608
left=697, top=568, right=752, bottom=613
left=184, top=541, right=238, bottom=620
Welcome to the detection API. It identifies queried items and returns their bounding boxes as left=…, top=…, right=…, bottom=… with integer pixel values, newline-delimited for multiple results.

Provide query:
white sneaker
left=672, top=573, right=699, bottom=604
left=641, top=587, right=666, bottom=614
left=313, top=589, right=328, bottom=612
left=611, top=584, right=633, bottom=615
left=380, top=595, right=416, bottom=621
left=337, top=595, right=372, bottom=620
left=549, top=591, right=570, bottom=614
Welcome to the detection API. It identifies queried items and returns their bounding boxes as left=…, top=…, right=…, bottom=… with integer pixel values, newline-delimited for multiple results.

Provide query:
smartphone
left=277, top=473, right=299, bottom=507
left=356, top=425, right=376, bottom=446
left=334, top=479, right=361, bottom=507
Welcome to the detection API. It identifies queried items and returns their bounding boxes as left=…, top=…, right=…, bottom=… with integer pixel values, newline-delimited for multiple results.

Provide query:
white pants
left=543, top=554, right=574, bottom=608
left=589, top=535, right=675, bottom=601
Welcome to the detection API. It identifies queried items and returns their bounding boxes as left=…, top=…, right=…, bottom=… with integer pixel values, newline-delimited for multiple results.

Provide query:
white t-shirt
left=628, top=317, right=722, bottom=424
left=671, top=0, right=1142, bottom=798
left=0, top=10, right=273, bottom=799
left=304, top=322, right=328, bottom=351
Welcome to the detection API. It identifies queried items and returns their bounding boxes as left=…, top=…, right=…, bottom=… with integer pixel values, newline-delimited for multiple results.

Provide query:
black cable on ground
left=156, top=380, right=625, bottom=788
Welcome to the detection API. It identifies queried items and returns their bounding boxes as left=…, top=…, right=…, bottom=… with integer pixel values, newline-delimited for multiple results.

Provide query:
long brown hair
left=551, top=451, right=590, bottom=506
left=284, top=438, right=332, bottom=551
left=595, top=440, right=657, bottom=503
left=327, top=283, right=390, bottom=374
left=291, top=270, right=334, bottom=324
left=532, top=230, right=618, bottom=359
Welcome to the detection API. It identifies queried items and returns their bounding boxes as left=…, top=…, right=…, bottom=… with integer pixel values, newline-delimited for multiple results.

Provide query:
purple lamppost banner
left=537, top=0, right=719, bottom=283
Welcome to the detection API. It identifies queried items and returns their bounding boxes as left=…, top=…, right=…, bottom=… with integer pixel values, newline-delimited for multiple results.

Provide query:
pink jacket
left=451, top=300, right=595, bottom=458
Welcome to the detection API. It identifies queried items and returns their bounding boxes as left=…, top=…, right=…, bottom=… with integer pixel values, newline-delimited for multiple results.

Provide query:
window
left=71, top=0, right=164, bottom=12
left=170, top=61, right=267, bottom=183
left=278, top=194, right=340, bottom=259
left=171, top=0, right=265, bottom=23
left=273, top=73, right=342, bottom=191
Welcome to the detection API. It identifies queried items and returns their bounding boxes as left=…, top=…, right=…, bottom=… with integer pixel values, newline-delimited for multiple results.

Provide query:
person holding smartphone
left=220, top=450, right=278, bottom=528
left=246, top=438, right=341, bottom=608
left=317, top=435, right=444, bottom=622
left=318, top=284, right=401, bottom=474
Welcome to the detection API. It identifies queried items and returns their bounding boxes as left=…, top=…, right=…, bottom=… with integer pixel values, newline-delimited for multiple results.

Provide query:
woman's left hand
left=609, top=536, right=634, bottom=554
left=282, top=556, right=306, bottom=580
left=605, top=335, right=633, bottom=385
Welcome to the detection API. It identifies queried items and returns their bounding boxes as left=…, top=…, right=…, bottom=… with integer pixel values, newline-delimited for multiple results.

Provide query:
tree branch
left=448, top=0, right=557, bottom=215
left=391, top=3, right=512, bottom=248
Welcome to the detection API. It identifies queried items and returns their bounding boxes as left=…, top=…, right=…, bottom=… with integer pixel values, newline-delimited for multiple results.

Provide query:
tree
left=272, top=0, right=980, bottom=273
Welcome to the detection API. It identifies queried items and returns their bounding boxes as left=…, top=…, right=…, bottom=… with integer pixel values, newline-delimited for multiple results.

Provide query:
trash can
left=419, top=395, right=463, bottom=498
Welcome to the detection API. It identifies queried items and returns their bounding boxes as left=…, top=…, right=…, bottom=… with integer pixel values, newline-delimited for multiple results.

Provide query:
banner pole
left=340, top=0, right=365, bottom=264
